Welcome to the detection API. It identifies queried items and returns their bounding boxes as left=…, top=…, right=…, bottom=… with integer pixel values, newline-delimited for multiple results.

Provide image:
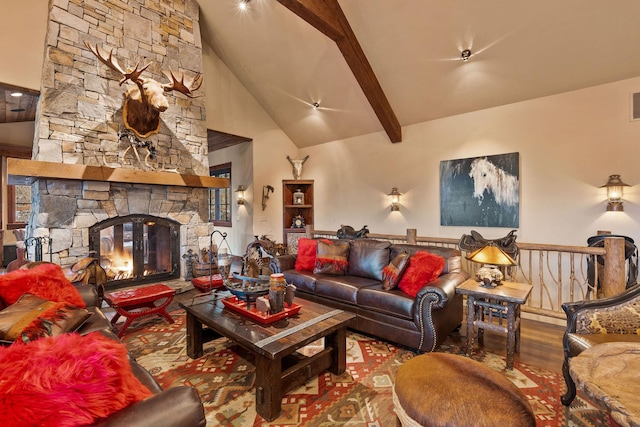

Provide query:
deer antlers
left=163, top=70, right=203, bottom=98
left=85, top=41, right=202, bottom=96
left=85, top=41, right=203, bottom=138
left=84, top=41, right=150, bottom=86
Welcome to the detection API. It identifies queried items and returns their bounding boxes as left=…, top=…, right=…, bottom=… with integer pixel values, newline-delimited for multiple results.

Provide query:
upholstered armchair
left=561, top=283, right=640, bottom=405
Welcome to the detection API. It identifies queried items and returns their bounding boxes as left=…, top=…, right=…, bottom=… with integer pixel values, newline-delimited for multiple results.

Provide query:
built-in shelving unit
left=282, top=180, right=314, bottom=245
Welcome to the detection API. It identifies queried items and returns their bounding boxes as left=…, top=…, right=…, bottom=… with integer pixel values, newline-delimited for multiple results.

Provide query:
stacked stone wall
left=36, top=0, right=207, bottom=174
left=28, top=0, right=213, bottom=274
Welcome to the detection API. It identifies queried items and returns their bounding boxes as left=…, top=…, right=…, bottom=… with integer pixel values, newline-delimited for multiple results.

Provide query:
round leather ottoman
left=393, top=353, right=535, bottom=427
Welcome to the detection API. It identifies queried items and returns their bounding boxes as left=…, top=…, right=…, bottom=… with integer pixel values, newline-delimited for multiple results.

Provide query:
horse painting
left=469, top=157, right=519, bottom=207
left=440, top=152, right=519, bottom=227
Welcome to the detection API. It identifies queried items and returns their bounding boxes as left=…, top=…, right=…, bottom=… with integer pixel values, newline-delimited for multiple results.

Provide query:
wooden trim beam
left=276, top=0, right=402, bottom=143
left=0, top=146, right=31, bottom=158
left=7, top=158, right=229, bottom=188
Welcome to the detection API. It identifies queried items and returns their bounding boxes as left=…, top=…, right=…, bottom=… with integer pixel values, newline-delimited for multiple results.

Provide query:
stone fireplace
left=18, top=0, right=223, bottom=284
left=90, top=214, right=180, bottom=288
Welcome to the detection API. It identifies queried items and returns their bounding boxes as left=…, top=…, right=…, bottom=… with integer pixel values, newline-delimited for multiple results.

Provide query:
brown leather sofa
left=274, top=240, right=469, bottom=352
left=71, top=282, right=207, bottom=426
left=561, top=283, right=640, bottom=406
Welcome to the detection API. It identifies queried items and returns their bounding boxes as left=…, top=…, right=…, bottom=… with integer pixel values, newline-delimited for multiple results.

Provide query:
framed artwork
left=440, top=152, right=520, bottom=227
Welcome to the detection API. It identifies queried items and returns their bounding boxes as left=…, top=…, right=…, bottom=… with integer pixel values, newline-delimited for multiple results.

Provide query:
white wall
left=0, top=0, right=47, bottom=90
left=203, top=43, right=300, bottom=253
left=298, top=77, right=640, bottom=246
left=0, top=122, right=34, bottom=147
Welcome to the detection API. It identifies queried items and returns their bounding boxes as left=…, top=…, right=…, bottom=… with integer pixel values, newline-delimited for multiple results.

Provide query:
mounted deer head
left=85, top=42, right=203, bottom=139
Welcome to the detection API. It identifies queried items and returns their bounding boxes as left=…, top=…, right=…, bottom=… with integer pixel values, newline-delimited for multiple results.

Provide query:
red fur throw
left=295, top=238, right=318, bottom=271
left=0, top=332, right=153, bottom=427
left=398, top=251, right=445, bottom=297
left=0, top=263, right=85, bottom=308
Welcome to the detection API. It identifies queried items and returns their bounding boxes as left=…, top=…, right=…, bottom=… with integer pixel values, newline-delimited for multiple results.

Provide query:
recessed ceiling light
left=461, top=49, right=472, bottom=61
left=312, top=102, right=320, bottom=110
left=10, top=92, right=23, bottom=97
left=238, top=0, right=250, bottom=11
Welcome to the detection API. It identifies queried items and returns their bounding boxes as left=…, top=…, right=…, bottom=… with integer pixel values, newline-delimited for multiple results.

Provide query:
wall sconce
left=235, top=185, right=246, bottom=205
left=601, top=174, right=629, bottom=212
left=388, top=187, right=402, bottom=211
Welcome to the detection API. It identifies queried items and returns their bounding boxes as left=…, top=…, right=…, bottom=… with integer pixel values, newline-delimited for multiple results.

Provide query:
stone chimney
left=26, top=0, right=214, bottom=278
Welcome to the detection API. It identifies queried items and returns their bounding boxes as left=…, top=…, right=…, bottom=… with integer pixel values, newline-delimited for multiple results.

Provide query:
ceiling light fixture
left=238, top=0, right=250, bottom=11
left=10, top=92, right=23, bottom=97
left=461, top=49, right=472, bottom=61
left=312, top=102, right=320, bottom=110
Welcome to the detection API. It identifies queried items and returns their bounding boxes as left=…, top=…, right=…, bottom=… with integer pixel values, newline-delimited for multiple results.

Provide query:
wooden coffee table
left=180, top=296, right=355, bottom=421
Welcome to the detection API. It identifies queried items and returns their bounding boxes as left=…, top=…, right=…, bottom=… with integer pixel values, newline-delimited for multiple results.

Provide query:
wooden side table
left=456, top=278, right=532, bottom=369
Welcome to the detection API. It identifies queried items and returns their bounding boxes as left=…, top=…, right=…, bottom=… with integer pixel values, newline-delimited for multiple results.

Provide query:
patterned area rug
left=122, top=310, right=615, bottom=427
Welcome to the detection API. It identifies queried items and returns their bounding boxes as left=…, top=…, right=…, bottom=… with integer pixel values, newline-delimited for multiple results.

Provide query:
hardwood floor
left=446, top=316, right=566, bottom=374
left=169, top=288, right=567, bottom=374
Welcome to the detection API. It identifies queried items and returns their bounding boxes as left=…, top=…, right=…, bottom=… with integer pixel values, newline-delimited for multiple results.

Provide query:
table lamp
left=466, top=243, right=517, bottom=288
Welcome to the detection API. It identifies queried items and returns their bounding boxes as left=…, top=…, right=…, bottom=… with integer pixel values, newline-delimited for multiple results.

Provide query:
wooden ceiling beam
left=276, top=0, right=402, bottom=143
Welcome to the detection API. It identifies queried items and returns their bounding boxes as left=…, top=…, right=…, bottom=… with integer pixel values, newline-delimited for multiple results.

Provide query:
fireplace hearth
left=90, top=214, right=180, bottom=289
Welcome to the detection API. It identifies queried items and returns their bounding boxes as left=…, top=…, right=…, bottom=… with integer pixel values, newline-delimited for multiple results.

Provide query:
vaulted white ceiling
left=197, top=0, right=640, bottom=147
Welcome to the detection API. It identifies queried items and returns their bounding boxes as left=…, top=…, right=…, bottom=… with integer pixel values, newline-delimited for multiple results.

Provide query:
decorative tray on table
left=221, top=296, right=301, bottom=325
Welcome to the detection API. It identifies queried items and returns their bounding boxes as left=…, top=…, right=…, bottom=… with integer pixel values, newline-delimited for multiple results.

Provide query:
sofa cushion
left=382, top=251, right=410, bottom=290
left=348, top=239, right=391, bottom=281
left=0, top=263, right=86, bottom=308
left=357, top=286, right=414, bottom=320
left=283, top=270, right=318, bottom=294
left=314, top=275, right=379, bottom=305
left=314, top=240, right=350, bottom=275
left=295, top=238, right=318, bottom=271
left=398, top=251, right=446, bottom=297
left=0, top=294, right=91, bottom=344
left=0, top=331, right=153, bottom=427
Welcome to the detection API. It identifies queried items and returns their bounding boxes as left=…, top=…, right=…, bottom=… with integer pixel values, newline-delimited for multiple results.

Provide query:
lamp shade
left=466, top=244, right=517, bottom=266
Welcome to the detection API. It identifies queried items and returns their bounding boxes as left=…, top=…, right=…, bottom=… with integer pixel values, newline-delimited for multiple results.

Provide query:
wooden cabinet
left=282, top=180, right=314, bottom=244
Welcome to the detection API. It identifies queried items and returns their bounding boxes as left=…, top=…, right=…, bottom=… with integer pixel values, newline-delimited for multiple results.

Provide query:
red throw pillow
left=0, top=332, right=153, bottom=427
left=295, top=238, right=318, bottom=271
left=0, top=263, right=85, bottom=308
left=397, top=251, right=445, bottom=297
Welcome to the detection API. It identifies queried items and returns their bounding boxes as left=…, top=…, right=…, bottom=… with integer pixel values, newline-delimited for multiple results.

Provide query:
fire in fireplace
left=89, top=214, right=180, bottom=289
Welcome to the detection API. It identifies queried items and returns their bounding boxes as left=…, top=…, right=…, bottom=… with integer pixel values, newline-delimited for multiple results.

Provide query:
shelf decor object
left=293, top=189, right=305, bottom=205
left=282, top=180, right=314, bottom=244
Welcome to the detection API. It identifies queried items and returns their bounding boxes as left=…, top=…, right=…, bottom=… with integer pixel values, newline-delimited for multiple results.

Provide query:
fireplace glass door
left=90, top=215, right=180, bottom=289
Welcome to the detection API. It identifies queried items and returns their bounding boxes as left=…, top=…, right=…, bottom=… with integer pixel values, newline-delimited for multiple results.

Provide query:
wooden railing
left=306, top=227, right=627, bottom=321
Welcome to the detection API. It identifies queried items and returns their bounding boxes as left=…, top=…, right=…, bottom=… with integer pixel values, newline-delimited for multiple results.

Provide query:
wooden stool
left=393, top=353, right=535, bottom=427
left=104, top=284, right=175, bottom=337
